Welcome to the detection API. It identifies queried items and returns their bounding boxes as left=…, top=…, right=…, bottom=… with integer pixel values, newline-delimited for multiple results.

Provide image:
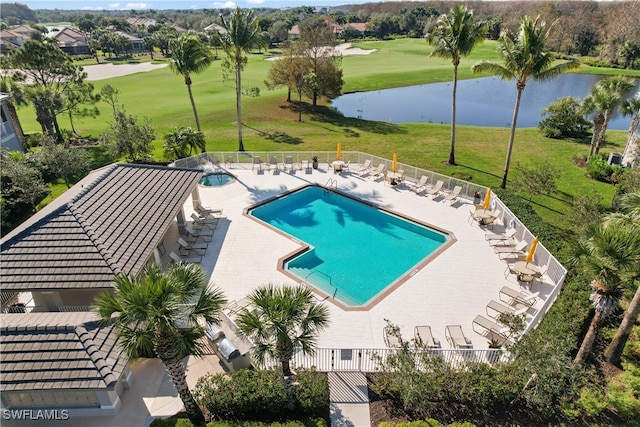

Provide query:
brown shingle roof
left=0, top=164, right=202, bottom=291
left=0, top=312, right=127, bottom=391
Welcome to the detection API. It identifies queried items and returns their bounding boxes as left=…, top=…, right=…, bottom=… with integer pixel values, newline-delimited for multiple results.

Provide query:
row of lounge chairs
left=252, top=156, right=313, bottom=174
left=383, top=324, right=470, bottom=349
left=169, top=203, right=224, bottom=264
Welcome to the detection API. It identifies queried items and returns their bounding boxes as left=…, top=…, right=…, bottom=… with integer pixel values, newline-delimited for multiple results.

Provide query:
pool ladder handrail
left=305, top=270, right=338, bottom=300
left=324, top=178, right=337, bottom=190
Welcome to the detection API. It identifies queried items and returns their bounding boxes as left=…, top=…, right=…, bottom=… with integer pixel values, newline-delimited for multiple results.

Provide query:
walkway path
left=329, top=372, right=371, bottom=427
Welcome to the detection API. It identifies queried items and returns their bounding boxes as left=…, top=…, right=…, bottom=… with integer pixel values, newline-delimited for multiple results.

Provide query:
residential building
left=0, top=92, right=25, bottom=152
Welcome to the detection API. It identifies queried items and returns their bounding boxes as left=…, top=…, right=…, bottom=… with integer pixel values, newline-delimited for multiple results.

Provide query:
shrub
left=193, top=369, right=329, bottom=422
left=605, top=364, right=640, bottom=420
left=538, top=96, right=591, bottom=139
left=150, top=418, right=195, bottom=427
left=576, top=387, right=608, bottom=417
left=207, top=420, right=326, bottom=427
left=294, top=368, right=329, bottom=418
left=586, top=156, right=614, bottom=182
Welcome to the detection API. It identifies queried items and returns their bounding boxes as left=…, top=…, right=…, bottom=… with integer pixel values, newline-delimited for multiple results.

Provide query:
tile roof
left=0, top=164, right=202, bottom=291
left=0, top=312, right=127, bottom=391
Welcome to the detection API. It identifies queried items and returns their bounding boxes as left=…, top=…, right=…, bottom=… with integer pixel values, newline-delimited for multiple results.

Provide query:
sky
left=15, top=0, right=621, bottom=12
left=13, top=0, right=395, bottom=10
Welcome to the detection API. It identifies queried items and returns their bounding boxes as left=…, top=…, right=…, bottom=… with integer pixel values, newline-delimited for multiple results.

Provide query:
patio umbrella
left=525, top=237, right=539, bottom=264
left=336, top=143, right=342, bottom=161
left=391, top=153, right=398, bottom=172
left=482, top=188, right=492, bottom=209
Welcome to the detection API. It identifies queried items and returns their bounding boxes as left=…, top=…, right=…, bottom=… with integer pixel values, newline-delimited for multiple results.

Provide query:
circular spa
left=199, top=172, right=236, bottom=187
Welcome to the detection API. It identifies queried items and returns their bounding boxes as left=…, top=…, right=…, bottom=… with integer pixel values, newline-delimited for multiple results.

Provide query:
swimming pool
left=248, top=186, right=453, bottom=308
left=199, top=172, right=236, bottom=187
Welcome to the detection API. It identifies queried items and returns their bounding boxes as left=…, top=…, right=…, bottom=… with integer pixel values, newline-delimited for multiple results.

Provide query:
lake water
left=331, top=74, right=640, bottom=130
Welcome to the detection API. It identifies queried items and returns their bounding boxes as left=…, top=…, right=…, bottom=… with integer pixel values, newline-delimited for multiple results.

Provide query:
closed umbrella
left=525, top=237, right=539, bottom=264
left=392, top=153, right=398, bottom=172
left=336, top=143, right=342, bottom=161
left=482, top=188, right=492, bottom=209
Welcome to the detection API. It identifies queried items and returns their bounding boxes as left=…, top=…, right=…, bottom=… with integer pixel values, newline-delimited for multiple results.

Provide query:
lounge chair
left=486, top=299, right=529, bottom=319
left=341, top=161, right=350, bottom=173
left=225, top=156, right=234, bottom=168
left=185, top=224, right=213, bottom=242
left=485, top=228, right=517, bottom=242
left=442, top=185, right=462, bottom=204
left=445, top=325, right=472, bottom=348
left=384, top=325, right=401, bottom=348
left=195, top=202, right=223, bottom=218
left=169, top=251, right=202, bottom=264
left=252, top=156, right=263, bottom=173
left=409, top=175, right=429, bottom=194
left=177, top=236, right=208, bottom=255
left=369, top=164, right=386, bottom=181
left=191, top=212, right=217, bottom=227
left=284, top=156, right=295, bottom=172
left=425, top=180, right=444, bottom=198
left=269, top=156, right=282, bottom=173
left=354, top=159, right=372, bottom=176
left=499, top=286, right=538, bottom=307
left=494, top=240, right=527, bottom=259
left=414, top=326, right=441, bottom=348
left=472, top=315, right=514, bottom=345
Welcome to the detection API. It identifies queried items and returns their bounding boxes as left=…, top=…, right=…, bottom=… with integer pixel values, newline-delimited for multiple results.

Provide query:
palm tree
left=427, top=5, right=486, bottom=166
left=217, top=7, right=265, bottom=152
left=570, top=219, right=638, bottom=364
left=163, top=126, right=206, bottom=160
left=235, top=284, right=329, bottom=377
left=168, top=34, right=214, bottom=132
left=472, top=16, right=578, bottom=189
left=93, top=262, right=226, bottom=425
left=602, top=192, right=640, bottom=366
left=582, top=76, right=637, bottom=157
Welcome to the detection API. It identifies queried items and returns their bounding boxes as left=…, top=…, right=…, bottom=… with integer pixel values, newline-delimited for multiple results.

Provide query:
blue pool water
left=249, top=186, right=450, bottom=307
left=199, top=172, right=235, bottom=187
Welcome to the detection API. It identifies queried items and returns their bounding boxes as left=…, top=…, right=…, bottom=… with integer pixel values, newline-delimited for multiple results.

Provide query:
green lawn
left=20, top=39, right=639, bottom=227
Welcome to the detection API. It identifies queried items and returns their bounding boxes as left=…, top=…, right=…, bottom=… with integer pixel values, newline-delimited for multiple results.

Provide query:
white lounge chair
left=284, top=156, right=295, bottom=172
left=409, top=176, right=429, bottom=194
left=414, top=326, right=441, bottom=348
left=442, top=185, right=462, bottom=204
left=486, top=228, right=517, bottom=244
left=472, top=315, right=514, bottom=345
left=369, top=164, right=386, bottom=181
left=499, top=286, right=538, bottom=307
left=425, top=180, right=444, bottom=198
left=354, top=159, right=372, bottom=176
left=169, top=251, right=202, bottom=264
left=445, top=325, right=472, bottom=348
left=383, top=325, right=401, bottom=348
left=486, top=299, right=529, bottom=319
left=495, top=240, right=527, bottom=259
left=269, top=156, right=282, bottom=173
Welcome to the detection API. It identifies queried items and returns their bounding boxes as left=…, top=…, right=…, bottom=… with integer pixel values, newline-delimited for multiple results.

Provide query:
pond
left=331, top=74, right=640, bottom=130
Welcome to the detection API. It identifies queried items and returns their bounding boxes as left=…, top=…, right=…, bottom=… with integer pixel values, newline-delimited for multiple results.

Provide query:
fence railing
left=254, top=347, right=513, bottom=372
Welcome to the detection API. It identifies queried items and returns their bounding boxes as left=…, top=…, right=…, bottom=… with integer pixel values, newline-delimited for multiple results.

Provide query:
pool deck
left=181, top=163, right=553, bottom=351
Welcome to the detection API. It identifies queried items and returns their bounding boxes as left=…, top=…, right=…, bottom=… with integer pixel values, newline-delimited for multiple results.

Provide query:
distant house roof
left=0, top=164, right=202, bottom=292
left=54, top=27, right=89, bottom=48
left=346, top=23, right=367, bottom=33
left=204, top=23, right=226, bottom=34
left=115, top=31, right=143, bottom=42
left=126, top=17, right=157, bottom=27
left=0, top=312, right=126, bottom=391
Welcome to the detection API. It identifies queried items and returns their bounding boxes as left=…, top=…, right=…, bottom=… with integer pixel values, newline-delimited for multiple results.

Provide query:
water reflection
left=331, top=74, right=640, bottom=130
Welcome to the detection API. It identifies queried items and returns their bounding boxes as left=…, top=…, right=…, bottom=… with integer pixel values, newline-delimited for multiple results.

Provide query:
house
left=0, top=92, right=26, bottom=152
left=204, top=23, right=227, bottom=34
left=0, top=312, right=130, bottom=416
left=0, top=26, right=37, bottom=54
left=0, top=164, right=204, bottom=416
left=54, top=27, right=90, bottom=55
left=114, top=31, right=144, bottom=52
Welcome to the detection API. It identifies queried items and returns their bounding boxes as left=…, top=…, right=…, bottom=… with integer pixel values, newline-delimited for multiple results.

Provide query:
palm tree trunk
left=605, top=286, right=640, bottom=366
left=589, top=113, right=605, bottom=157
left=501, top=86, right=524, bottom=189
left=235, top=56, right=244, bottom=152
left=186, top=83, right=201, bottom=132
left=448, top=63, right=458, bottom=166
left=594, top=110, right=612, bottom=155
left=298, top=90, right=303, bottom=122
left=574, top=310, right=602, bottom=364
left=156, top=337, right=206, bottom=425
left=281, top=359, right=292, bottom=377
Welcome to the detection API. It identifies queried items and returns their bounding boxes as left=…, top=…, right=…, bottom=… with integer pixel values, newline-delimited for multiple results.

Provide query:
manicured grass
left=20, top=39, right=639, bottom=227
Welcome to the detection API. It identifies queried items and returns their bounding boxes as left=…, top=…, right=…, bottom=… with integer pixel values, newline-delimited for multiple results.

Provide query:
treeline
left=2, top=2, right=639, bottom=68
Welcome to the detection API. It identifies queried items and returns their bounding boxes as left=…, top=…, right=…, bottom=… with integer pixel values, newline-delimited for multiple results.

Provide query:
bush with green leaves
left=586, top=156, right=623, bottom=182
left=193, top=368, right=328, bottom=422
left=538, top=96, right=591, bottom=139
left=149, top=419, right=327, bottom=427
